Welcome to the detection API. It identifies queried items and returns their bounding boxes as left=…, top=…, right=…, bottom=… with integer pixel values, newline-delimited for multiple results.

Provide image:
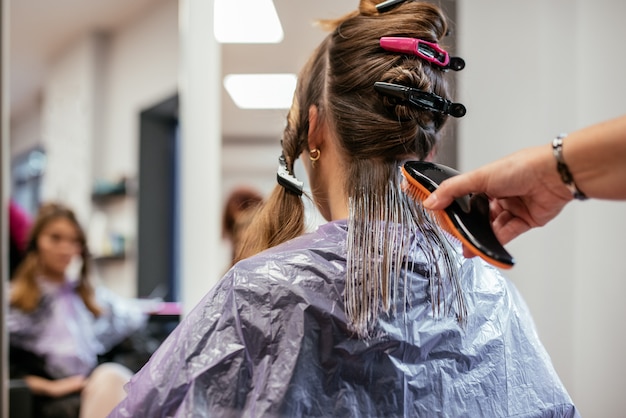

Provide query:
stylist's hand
left=423, top=145, right=573, bottom=245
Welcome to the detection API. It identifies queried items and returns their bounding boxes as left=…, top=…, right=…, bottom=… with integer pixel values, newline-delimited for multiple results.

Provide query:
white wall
left=458, top=1, right=626, bottom=415
left=39, top=35, right=100, bottom=224
left=9, top=102, right=41, bottom=158
left=95, top=0, right=178, bottom=297
left=98, top=0, right=178, bottom=180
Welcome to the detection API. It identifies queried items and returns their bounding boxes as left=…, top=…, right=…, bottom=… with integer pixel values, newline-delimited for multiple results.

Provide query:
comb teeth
left=402, top=177, right=461, bottom=245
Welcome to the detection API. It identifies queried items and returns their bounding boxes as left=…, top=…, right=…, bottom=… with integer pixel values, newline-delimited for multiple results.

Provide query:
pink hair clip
left=380, top=37, right=465, bottom=71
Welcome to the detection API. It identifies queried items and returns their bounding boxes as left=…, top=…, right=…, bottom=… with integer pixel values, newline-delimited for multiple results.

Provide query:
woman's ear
left=307, top=105, right=323, bottom=150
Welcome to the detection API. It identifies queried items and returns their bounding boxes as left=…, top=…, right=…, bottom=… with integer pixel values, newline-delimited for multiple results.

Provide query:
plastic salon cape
left=8, top=278, right=147, bottom=379
left=110, top=220, right=578, bottom=417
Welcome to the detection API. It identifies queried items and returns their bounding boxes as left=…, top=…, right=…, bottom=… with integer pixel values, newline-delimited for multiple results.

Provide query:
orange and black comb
left=402, top=161, right=515, bottom=269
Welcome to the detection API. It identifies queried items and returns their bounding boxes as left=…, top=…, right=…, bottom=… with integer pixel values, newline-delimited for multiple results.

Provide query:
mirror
left=9, top=0, right=180, bottom=299
left=5, top=2, right=181, bottom=416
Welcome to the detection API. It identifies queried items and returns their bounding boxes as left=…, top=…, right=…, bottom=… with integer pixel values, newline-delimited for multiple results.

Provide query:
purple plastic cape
left=110, top=220, right=578, bottom=417
left=8, top=278, right=147, bottom=378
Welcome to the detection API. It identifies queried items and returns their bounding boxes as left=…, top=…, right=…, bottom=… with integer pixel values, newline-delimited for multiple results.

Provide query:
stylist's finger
left=491, top=209, right=533, bottom=245
left=423, top=171, right=483, bottom=210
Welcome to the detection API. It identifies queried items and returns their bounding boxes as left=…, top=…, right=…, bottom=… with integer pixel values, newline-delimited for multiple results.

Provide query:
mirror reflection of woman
left=8, top=202, right=147, bottom=418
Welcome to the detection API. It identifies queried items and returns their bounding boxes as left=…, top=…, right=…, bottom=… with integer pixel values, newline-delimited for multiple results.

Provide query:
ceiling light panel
left=224, top=73, right=297, bottom=109
left=214, top=0, right=284, bottom=44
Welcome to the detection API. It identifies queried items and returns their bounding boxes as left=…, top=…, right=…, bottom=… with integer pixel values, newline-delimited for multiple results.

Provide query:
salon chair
left=9, top=378, right=33, bottom=418
left=7, top=309, right=179, bottom=418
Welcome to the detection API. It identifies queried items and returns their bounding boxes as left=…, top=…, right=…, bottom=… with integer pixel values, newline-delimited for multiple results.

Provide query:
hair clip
left=374, top=81, right=466, bottom=118
left=277, top=154, right=304, bottom=196
left=375, top=0, right=409, bottom=13
left=380, top=37, right=465, bottom=71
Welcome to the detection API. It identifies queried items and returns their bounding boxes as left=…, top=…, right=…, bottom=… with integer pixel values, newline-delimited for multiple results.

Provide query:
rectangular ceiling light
left=224, top=74, right=297, bottom=109
left=214, top=0, right=284, bottom=44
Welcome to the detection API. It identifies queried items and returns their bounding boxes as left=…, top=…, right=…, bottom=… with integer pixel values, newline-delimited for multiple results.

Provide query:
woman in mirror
left=8, top=202, right=147, bottom=418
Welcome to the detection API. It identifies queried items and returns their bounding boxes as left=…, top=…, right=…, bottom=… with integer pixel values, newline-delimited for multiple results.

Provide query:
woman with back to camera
left=110, top=1, right=578, bottom=416
left=9, top=202, right=147, bottom=418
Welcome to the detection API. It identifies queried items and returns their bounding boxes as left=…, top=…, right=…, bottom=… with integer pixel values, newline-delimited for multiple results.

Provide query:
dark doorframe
left=137, top=94, right=179, bottom=302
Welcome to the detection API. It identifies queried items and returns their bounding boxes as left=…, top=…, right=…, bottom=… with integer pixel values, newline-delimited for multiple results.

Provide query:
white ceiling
left=221, top=0, right=353, bottom=140
left=8, top=0, right=355, bottom=140
left=9, top=0, right=158, bottom=116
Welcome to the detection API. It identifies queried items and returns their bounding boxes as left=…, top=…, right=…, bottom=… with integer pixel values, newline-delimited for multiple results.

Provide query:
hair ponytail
left=234, top=185, right=305, bottom=265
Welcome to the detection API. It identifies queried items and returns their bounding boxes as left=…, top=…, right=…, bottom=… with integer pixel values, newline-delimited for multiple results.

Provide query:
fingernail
left=423, top=193, right=436, bottom=208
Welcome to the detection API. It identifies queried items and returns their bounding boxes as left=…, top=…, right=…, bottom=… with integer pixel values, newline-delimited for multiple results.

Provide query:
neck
left=327, top=183, right=349, bottom=220
left=315, top=132, right=350, bottom=221
left=39, top=267, right=66, bottom=283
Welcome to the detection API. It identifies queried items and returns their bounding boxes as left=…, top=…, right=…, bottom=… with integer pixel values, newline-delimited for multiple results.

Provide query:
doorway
left=137, top=94, right=180, bottom=302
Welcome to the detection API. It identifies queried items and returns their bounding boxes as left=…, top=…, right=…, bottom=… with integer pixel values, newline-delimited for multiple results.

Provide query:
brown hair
left=237, top=1, right=464, bottom=336
left=10, top=202, right=102, bottom=316
left=223, top=187, right=263, bottom=264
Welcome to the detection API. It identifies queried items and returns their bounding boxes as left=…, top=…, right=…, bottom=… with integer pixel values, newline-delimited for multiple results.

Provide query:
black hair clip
left=374, top=81, right=466, bottom=118
left=277, top=154, right=304, bottom=196
left=376, top=0, right=409, bottom=13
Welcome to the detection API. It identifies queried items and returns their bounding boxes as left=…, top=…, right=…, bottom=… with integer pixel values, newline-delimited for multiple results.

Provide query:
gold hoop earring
left=309, top=149, right=320, bottom=167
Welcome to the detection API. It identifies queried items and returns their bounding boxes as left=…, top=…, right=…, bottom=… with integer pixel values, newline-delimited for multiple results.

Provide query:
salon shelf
left=91, top=189, right=128, bottom=201
left=91, top=252, right=127, bottom=262
left=91, top=177, right=137, bottom=202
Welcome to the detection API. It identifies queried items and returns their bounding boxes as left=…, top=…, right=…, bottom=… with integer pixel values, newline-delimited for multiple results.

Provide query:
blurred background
left=2, top=0, right=626, bottom=415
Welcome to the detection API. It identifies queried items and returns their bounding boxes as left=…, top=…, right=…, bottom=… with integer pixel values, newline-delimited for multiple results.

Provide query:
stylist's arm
left=424, top=115, right=626, bottom=245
